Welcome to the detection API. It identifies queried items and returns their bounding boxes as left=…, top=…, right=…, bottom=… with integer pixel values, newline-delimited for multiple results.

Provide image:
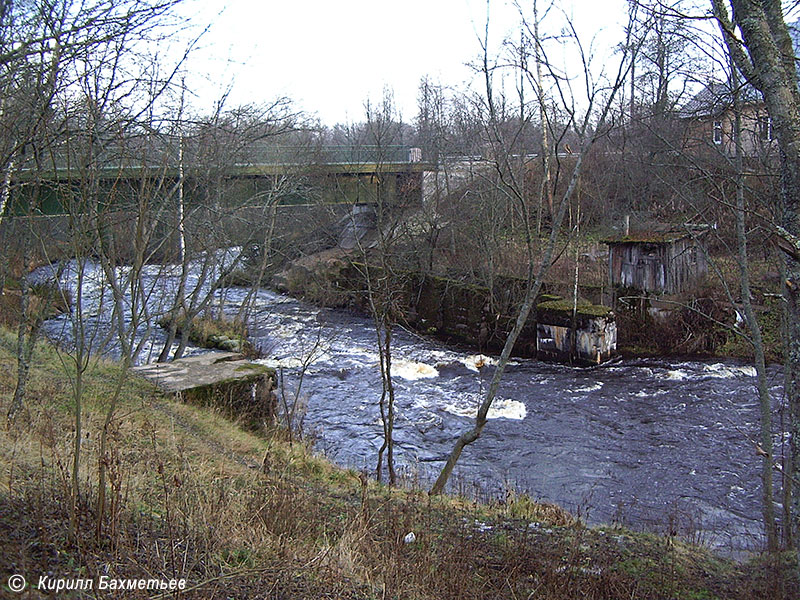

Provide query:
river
left=36, top=259, right=785, bottom=555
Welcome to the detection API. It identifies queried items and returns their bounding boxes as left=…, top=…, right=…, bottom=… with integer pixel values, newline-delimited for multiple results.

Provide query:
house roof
left=679, top=18, right=800, bottom=119
left=678, top=81, right=763, bottom=119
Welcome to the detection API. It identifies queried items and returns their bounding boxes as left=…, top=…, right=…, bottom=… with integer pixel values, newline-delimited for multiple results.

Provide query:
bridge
left=9, top=143, right=433, bottom=214
left=14, top=143, right=432, bottom=181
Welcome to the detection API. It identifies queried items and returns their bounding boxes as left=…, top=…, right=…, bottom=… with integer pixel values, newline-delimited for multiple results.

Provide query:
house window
left=713, top=120, right=723, bottom=144
left=759, top=116, right=773, bottom=141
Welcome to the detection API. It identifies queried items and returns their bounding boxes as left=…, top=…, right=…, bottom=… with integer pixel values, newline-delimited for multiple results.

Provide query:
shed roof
left=602, top=225, right=709, bottom=245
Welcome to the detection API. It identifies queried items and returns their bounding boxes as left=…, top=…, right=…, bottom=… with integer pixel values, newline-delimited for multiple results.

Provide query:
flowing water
left=36, top=259, right=785, bottom=554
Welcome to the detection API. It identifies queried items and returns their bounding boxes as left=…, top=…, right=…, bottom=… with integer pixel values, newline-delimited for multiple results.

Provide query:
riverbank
left=267, top=247, right=783, bottom=365
left=270, top=250, right=618, bottom=365
left=0, top=327, right=797, bottom=598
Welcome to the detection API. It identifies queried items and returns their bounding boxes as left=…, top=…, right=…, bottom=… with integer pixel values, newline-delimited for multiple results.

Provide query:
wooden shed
left=603, top=229, right=708, bottom=294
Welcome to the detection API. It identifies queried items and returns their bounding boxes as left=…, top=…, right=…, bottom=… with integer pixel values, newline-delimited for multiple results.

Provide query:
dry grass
left=0, top=328, right=797, bottom=599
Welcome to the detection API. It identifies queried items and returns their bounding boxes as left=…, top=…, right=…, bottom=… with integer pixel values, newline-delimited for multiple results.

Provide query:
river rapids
left=35, top=258, right=785, bottom=555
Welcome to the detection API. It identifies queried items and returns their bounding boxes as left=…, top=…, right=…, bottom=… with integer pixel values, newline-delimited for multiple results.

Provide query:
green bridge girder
left=12, top=144, right=433, bottom=181
left=7, top=145, right=433, bottom=215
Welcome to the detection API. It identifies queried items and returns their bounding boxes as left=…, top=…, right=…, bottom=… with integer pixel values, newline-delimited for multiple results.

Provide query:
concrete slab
left=132, top=351, right=267, bottom=393
left=133, top=352, right=278, bottom=431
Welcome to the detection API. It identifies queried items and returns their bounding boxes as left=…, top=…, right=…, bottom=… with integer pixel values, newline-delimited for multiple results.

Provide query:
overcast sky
left=177, top=0, right=630, bottom=126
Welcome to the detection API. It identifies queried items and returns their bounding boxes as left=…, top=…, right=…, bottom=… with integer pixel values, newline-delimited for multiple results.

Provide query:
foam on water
left=257, top=356, right=306, bottom=369
left=633, top=389, right=668, bottom=398
left=572, top=382, right=603, bottom=393
left=663, top=369, right=691, bottom=381
left=656, top=364, right=756, bottom=382
left=460, top=354, right=498, bottom=372
left=702, top=363, right=757, bottom=378
left=443, top=392, right=527, bottom=420
left=391, top=360, right=439, bottom=380
left=346, top=347, right=381, bottom=365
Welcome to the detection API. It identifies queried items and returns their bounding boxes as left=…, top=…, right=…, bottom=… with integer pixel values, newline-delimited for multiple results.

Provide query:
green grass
left=157, top=311, right=257, bottom=355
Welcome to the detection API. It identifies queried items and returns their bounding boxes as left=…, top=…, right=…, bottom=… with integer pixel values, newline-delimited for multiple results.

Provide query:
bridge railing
left=16, top=143, right=424, bottom=174
left=243, top=144, right=422, bottom=166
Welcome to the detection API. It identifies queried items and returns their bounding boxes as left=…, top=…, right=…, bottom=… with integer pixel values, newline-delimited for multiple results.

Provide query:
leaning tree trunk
left=730, top=63, right=778, bottom=550
left=430, top=153, right=583, bottom=495
left=712, top=0, right=800, bottom=550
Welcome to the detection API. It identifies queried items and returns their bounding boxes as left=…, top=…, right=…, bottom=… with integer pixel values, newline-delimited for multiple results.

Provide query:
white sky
left=176, top=0, right=631, bottom=126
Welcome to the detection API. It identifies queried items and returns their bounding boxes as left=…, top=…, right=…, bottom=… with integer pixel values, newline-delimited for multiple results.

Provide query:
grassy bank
left=0, top=328, right=797, bottom=599
left=157, top=312, right=256, bottom=355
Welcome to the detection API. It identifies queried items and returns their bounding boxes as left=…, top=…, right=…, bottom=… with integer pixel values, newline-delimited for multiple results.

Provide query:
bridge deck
left=14, top=160, right=433, bottom=181
left=12, top=144, right=433, bottom=181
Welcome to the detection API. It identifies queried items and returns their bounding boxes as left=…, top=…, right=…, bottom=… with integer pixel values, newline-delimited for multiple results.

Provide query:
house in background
left=679, top=81, right=776, bottom=158
left=603, top=226, right=708, bottom=295
left=678, top=19, right=800, bottom=159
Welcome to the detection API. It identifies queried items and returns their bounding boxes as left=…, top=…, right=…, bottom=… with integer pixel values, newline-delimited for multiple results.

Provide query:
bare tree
left=730, top=60, right=779, bottom=551
left=154, top=99, right=303, bottom=362
left=0, top=0, right=198, bottom=540
left=710, top=0, right=800, bottom=552
left=431, top=2, right=640, bottom=495
left=355, top=90, right=408, bottom=485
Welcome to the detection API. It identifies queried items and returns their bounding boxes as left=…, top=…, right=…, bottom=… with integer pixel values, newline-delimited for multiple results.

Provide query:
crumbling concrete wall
left=274, top=253, right=617, bottom=365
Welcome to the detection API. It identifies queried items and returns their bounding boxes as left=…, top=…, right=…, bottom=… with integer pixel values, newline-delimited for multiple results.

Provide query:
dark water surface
left=38, top=260, right=784, bottom=554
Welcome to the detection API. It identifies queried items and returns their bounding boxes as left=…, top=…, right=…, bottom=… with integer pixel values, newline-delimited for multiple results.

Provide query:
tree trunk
left=533, top=0, right=553, bottom=224
left=0, top=157, right=15, bottom=229
left=712, top=0, right=800, bottom=551
left=430, top=153, right=584, bottom=495
left=731, top=63, right=778, bottom=550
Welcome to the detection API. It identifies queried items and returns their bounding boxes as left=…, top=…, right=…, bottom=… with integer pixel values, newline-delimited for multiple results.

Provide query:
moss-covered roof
left=601, top=231, right=691, bottom=244
left=536, top=299, right=613, bottom=318
left=601, top=225, right=710, bottom=245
